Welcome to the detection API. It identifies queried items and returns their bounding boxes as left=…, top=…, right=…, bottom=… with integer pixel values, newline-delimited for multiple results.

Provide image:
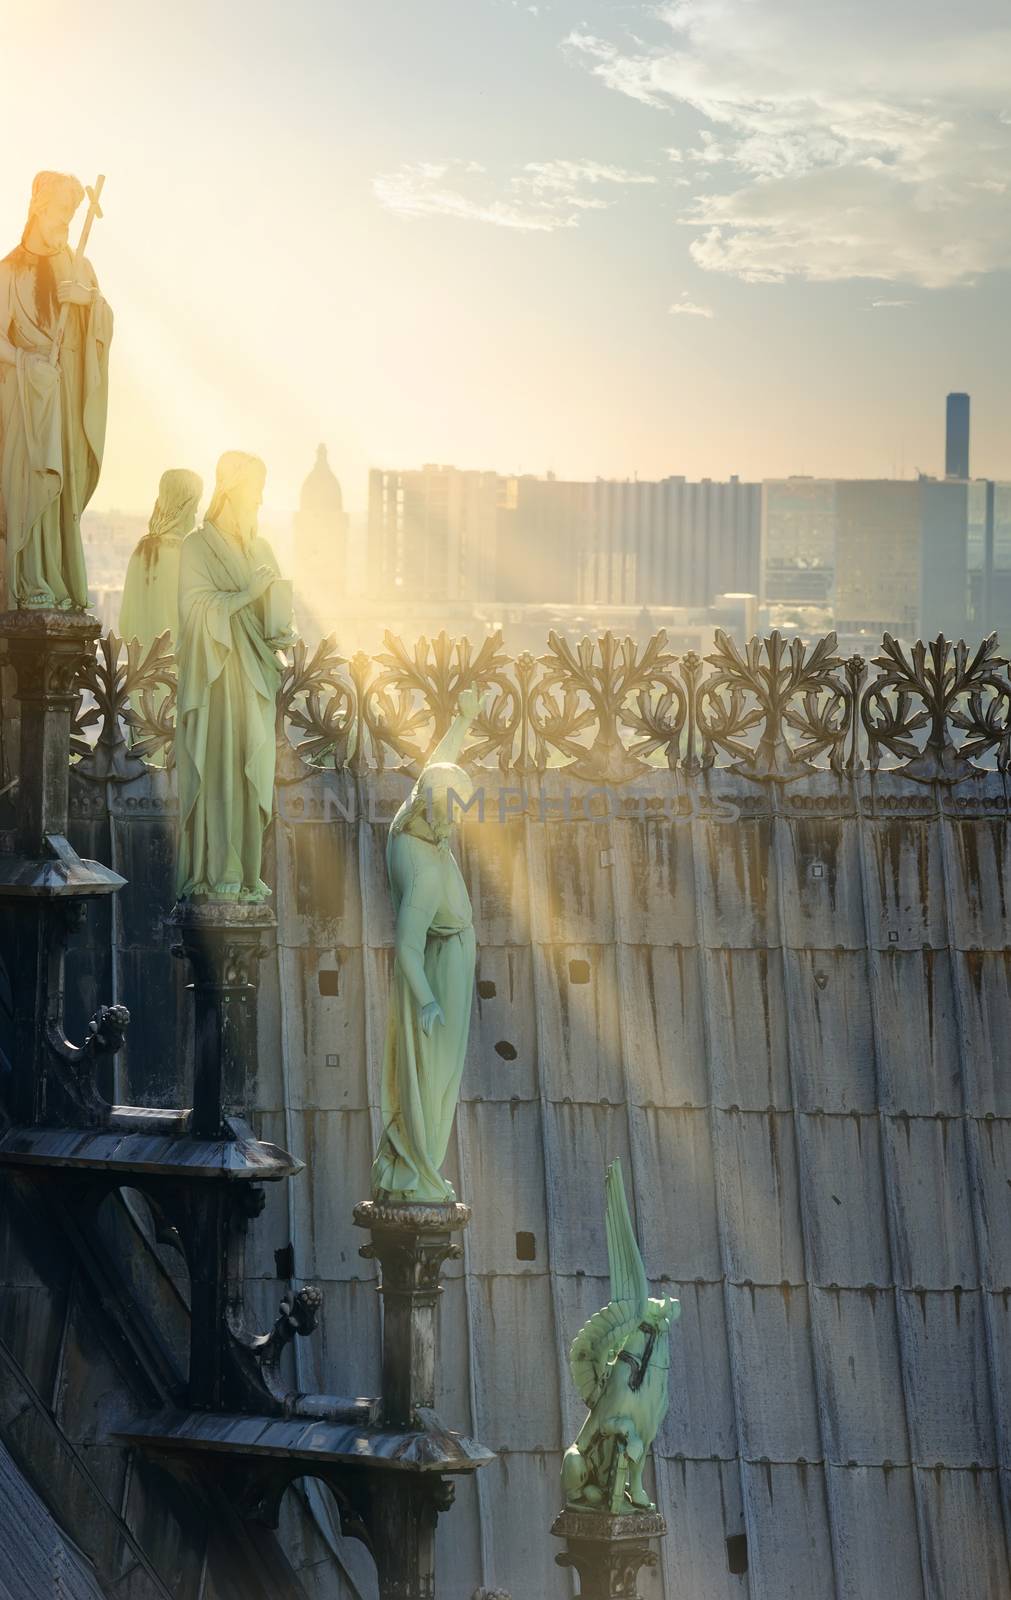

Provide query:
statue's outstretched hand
left=457, top=687, right=487, bottom=722
left=420, top=1000, right=445, bottom=1036
left=248, top=565, right=275, bottom=601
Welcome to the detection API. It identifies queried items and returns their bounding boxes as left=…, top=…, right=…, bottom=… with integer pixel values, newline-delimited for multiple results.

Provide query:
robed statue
left=0, top=171, right=112, bottom=610
left=119, top=468, right=203, bottom=652
left=175, top=451, right=293, bottom=904
left=370, top=691, right=483, bottom=1203
left=562, top=1161, right=680, bottom=1514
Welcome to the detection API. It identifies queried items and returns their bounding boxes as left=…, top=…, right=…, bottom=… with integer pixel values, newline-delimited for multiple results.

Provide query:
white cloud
left=566, top=1, right=1011, bottom=286
left=521, top=159, right=656, bottom=191
left=373, top=157, right=655, bottom=231
left=871, top=298, right=915, bottom=308
left=670, top=293, right=715, bottom=317
left=564, top=31, right=671, bottom=110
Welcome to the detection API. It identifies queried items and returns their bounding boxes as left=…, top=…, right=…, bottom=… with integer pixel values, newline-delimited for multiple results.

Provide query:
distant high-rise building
left=833, top=481, right=922, bottom=636
left=968, top=480, right=1011, bottom=642
left=368, top=465, right=501, bottom=602
left=831, top=478, right=968, bottom=639
left=763, top=473, right=969, bottom=639
left=761, top=479, right=837, bottom=610
left=498, top=473, right=760, bottom=608
left=369, top=466, right=759, bottom=609
left=919, top=478, right=968, bottom=638
left=294, top=444, right=349, bottom=640
left=945, top=392, right=970, bottom=479
left=496, top=475, right=588, bottom=603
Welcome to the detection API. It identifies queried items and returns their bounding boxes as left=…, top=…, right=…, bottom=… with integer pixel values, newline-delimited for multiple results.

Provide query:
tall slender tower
left=945, top=392, right=970, bottom=479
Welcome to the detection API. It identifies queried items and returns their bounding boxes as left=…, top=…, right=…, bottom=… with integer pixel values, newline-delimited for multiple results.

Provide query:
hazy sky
left=4, top=0, right=1010, bottom=514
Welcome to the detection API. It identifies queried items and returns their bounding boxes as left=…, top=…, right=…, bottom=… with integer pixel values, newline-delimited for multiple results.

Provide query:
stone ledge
left=0, top=1114, right=302, bottom=1181
left=119, top=1404, right=494, bottom=1473
left=167, top=898, right=277, bottom=929
left=551, top=1507, right=668, bottom=1543
left=353, top=1199, right=472, bottom=1234
left=0, top=607, right=100, bottom=638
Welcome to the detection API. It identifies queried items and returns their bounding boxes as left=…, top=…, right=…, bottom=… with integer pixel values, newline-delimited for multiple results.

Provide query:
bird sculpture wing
left=604, top=1158, right=649, bottom=1315
left=568, top=1160, right=648, bottom=1408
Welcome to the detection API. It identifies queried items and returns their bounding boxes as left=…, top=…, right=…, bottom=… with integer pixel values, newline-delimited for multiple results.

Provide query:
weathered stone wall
left=66, top=756, right=1011, bottom=1600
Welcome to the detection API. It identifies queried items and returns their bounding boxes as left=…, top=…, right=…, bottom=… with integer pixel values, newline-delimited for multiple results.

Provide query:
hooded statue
left=119, top=468, right=203, bottom=651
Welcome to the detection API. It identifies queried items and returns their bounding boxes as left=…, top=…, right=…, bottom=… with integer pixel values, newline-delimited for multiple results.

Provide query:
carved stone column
left=551, top=1509, right=668, bottom=1600
left=168, top=900, right=275, bottom=1138
left=167, top=899, right=277, bottom=1407
left=0, top=611, right=124, bottom=1128
left=365, top=1472, right=455, bottom=1600
left=1, top=610, right=98, bottom=855
left=353, top=1199, right=470, bottom=1428
left=346, top=1201, right=474, bottom=1599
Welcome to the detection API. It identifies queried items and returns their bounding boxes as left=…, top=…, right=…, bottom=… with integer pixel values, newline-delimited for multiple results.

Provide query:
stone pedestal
left=168, top=900, right=275, bottom=1138
left=354, top=1199, right=471, bottom=1428
left=551, top=1508, right=668, bottom=1600
left=352, top=1199, right=480, bottom=1599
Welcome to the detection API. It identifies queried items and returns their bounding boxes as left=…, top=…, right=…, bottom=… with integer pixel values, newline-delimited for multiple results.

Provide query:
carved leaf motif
left=67, top=626, right=1011, bottom=786
left=535, top=629, right=682, bottom=780
left=699, top=630, right=847, bottom=779
left=121, top=631, right=178, bottom=766
left=367, top=629, right=512, bottom=770
left=864, top=632, right=1009, bottom=780
left=72, top=631, right=177, bottom=779
left=276, top=634, right=351, bottom=778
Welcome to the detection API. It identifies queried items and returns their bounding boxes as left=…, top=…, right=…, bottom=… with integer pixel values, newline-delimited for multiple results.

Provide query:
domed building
left=294, top=444, right=350, bottom=643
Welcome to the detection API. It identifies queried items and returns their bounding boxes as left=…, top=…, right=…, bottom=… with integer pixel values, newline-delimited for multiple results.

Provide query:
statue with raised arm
left=370, top=691, right=483, bottom=1203
left=562, top=1160, right=680, bottom=1514
left=175, top=451, right=293, bottom=904
left=0, top=172, right=112, bottom=610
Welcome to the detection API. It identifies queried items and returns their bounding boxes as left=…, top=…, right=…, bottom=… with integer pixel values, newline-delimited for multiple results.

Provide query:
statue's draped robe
left=119, top=533, right=182, bottom=764
left=0, top=247, right=111, bottom=609
left=371, top=821, right=476, bottom=1202
left=119, top=533, right=182, bottom=651
left=175, top=522, right=285, bottom=900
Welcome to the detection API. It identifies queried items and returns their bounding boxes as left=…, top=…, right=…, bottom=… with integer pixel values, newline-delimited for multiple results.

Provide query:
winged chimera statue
left=562, top=1160, right=680, bottom=1514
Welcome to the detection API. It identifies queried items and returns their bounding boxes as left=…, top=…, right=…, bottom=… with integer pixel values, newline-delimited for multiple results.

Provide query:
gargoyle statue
left=46, top=1002, right=131, bottom=1125
left=273, top=1285, right=323, bottom=1346
left=226, top=1285, right=324, bottom=1416
left=562, top=1159, right=680, bottom=1514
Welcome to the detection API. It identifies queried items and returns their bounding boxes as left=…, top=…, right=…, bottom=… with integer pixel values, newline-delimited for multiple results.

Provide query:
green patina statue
left=120, top=467, right=203, bottom=653
left=563, top=1160, right=680, bottom=1514
left=370, top=689, right=483, bottom=1203
left=175, top=450, right=293, bottom=904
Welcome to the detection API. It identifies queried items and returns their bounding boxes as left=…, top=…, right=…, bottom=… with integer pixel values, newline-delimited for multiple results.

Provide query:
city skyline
left=3, top=0, right=1009, bottom=517
left=89, top=420, right=1010, bottom=523
left=86, top=401, right=1008, bottom=654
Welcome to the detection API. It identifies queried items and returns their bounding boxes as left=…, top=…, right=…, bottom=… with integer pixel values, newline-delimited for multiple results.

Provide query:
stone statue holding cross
left=0, top=170, right=112, bottom=611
